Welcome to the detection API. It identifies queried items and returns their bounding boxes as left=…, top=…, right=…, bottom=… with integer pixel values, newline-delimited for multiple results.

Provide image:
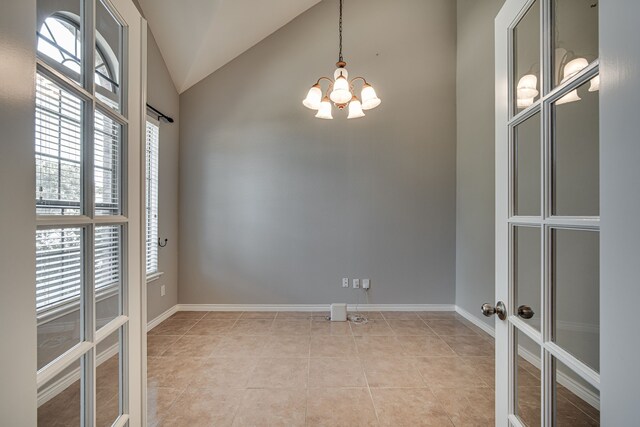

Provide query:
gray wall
left=132, top=0, right=181, bottom=322
left=455, top=0, right=505, bottom=325
left=599, top=0, right=640, bottom=422
left=0, top=0, right=38, bottom=424
left=178, top=0, right=457, bottom=305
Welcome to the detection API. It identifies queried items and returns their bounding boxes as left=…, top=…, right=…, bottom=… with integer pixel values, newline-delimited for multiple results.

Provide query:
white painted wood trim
left=176, top=303, right=456, bottom=312
left=455, top=305, right=496, bottom=337
left=37, top=343, right=119, bottom=407
left=146, top=305, right=178, bottom=332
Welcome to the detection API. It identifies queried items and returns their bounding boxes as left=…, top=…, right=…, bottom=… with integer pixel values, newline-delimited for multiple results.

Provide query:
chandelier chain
left=338, top=0, right=343, bottom=63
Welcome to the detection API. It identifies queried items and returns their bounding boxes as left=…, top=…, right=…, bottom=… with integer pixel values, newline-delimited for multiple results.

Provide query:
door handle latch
left=481, top=301, right=507, bottom=320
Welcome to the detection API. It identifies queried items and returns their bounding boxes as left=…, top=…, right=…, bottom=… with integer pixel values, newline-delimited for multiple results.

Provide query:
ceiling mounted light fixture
left=302, top=0, right=381, bottom=119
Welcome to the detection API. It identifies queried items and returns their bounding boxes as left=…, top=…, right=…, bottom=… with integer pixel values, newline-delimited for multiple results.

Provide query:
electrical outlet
left=161, top=285, right=166, bottom=296
left=363, top=279, right=370, bottom=289
left=342, top=278, right=349, bottom=288
left=353, top=279, right=360, bottom=289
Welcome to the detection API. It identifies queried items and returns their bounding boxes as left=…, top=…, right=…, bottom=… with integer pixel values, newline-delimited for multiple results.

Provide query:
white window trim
left=146, top=271, right=164, bottom=284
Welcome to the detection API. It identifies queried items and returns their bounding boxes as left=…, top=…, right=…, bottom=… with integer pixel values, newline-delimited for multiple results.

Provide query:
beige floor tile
left=271, top=319, right=311, bottom=335
left=275, top=311, right=314, bottom=319
left=147, top=387, right=182, bottom=426
left=306, top=388, right=378, bottom=426
left=229, top=319, right=274, bottom=335
left=96, top=392, right=119, bottom=427
left=362, top=357, right=426, bottom=388
left=354, top=336, right=408, bottom=358
left=248, top=357, right=308, bottom=388
left=517, top=386, right=541, bottom=426
left=416, top=357, right=489, bottom=388
left=387, top=319, right=435, bottom=336
left=441, top=334, right=494, bottom=357
left=350, top=320, right=394, bottom=336
left=462, top=356, right=495, bottom=388
left=38, top=380, right=81, bottom=427
left=190, top=357, right=258, bottom=389
left=311, top=311, right=331, bottom=319
left=147, top=335, right=181, bottom=357
left=204, top=311, right=244, bottom=320
left=380, top=311, right=421, bottom=320
left=162, top=335, right=224, bottom=358
left=396, top=335, right=456, bottom=357
left=310, top=335, right=357, bottom=357
left=431, top=386, right=495, bottom=426
left=558, top=385, right=600, bottom=421
left=351, top=311, right=384, bottom=320
left=170, top=311, right=207, bottom=320
left=370, top=388, right=453, bottom=426
left=184, top=319, right=236, bottom=336
left=239, top=311, right=277, bottom=319
left=149, top=319, right=199, bottom=336
left=310, top=319, right=352, bottom=335
left=232, top=388, right=306, bottom=426
left=213, top=335, right=269, bottom=357
left=262, top=335, right=310, bottom=357
left=147, top=356, right=204, bottom=389
left=160, top=387, right=243, bottom=427
left=418, top=311, right=460, bottom=320
left=425, top=319, right=479, bottom=336
left=309, top=358, right=367, bottom=388
left=96, top=355, right=119, bottom=394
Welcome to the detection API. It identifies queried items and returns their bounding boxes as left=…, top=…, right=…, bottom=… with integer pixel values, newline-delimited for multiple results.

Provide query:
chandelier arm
left=349, top=76, right=368, bottom=91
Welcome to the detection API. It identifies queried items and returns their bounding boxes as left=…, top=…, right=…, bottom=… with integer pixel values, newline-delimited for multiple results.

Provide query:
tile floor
left=37, top=311, right=600, bottom=426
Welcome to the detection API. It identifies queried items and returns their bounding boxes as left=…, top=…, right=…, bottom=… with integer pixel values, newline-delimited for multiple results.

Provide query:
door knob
left=481, top=301, right=507, bottom=320
left=517, top=305, right=535, bottom=319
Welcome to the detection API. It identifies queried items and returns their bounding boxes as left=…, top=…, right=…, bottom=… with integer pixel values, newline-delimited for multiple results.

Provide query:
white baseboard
left=518, top=347, right=600, bottom=410
left=455, top=305, right=495, bottom=337
left=146, top=305, right=179, bottom=332
left=37, top=343, right=119, bottom=407
left=176, top=303, right=456, bottom=312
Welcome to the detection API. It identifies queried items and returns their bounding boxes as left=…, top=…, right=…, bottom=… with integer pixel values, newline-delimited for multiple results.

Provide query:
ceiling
left=138, top=0, right=321, bottom=93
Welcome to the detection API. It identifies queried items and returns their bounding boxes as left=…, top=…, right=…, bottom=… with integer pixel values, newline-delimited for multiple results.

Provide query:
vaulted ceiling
left=138, top=0, right=321, bottom=93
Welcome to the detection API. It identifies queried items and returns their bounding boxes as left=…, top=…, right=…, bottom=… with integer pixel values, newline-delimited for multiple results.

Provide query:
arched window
left=37, top=13, right=119, bottom=107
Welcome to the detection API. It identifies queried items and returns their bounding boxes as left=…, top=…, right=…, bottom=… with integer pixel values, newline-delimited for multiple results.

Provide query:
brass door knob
left=517, top=305, right=535, bottom=319
left=481, top=301, right=507, bottom=320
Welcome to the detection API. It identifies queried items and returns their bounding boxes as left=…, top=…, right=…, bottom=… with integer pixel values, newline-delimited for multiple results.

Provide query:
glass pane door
left=496, top=0, right=600, bottom=425
left=35, top=0, right=143, bottom=425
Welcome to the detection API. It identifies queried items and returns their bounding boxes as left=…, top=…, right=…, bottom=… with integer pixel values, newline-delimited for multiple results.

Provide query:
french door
left=494, top=0, right=600, bottom=425
left=34, top=0, right=145, bottom=425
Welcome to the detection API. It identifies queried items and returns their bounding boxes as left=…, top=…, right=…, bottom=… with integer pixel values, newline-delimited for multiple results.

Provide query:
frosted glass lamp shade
left=302, top=84, right=322, bottom=110
left=330, top=76, right=352, bottom=104
left=556, top=89, right=581, bottom=105
left=562, top=57, right=588, bottom=81
left=589, top=75, right=600, bottom=92
left=315, top=97, right=333, bottom=119
left=361, top=83, right=381, bottom=110
left=517, top=97, right=535, bottom=109
left=347, top=97, right=365, bottom=119
left=517, top=74, right=539, bottom=99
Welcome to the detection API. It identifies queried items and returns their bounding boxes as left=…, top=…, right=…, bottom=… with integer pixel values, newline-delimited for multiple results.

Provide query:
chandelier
left=302, top=0, right=381, bottom=119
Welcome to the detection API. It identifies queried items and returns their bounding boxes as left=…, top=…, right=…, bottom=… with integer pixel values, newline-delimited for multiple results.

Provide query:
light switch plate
left=342, top=278, right=349, bottom=288
left=353, top=279, right=360, bottom=289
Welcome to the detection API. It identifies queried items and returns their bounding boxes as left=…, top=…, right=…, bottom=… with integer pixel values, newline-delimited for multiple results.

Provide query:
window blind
left=36, top=228, right=82, bottom=310
left=94, top=110, right=121, bottom=215
left=145, top=119, right=159, bottom=275
left=35, top=74, right=82, bottom=215
left=95, top=225, right=121, bottom=291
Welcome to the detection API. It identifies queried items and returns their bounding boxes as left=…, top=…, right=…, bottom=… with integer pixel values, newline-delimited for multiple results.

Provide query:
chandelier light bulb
left=556, top=89, right=581, bottom=105
left=302, top=84, right=322, bottom=110
left=347, top=96, right=365, bottom=119
left=330, top=74, right=352, bottom=105
left=361, top=83, right=381, bottom=110
left=315, top=96, right=333, bottom=119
